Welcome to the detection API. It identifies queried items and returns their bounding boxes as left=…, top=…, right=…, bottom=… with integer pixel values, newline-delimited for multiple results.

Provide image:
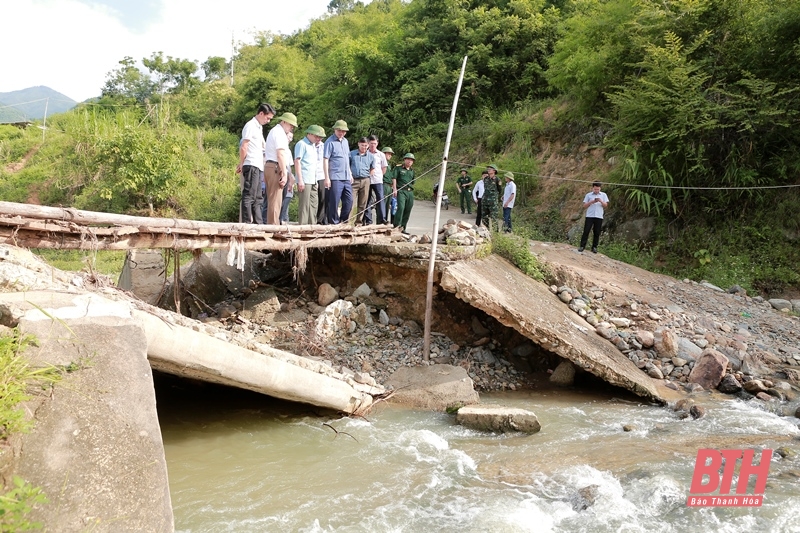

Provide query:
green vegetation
left=1, top=0, right=798, bottom=295
left=33, top=250, right=126, bottom=277
left=491, top=232, right=547, bottom=281
left=0, top=330, right=58, bottom=531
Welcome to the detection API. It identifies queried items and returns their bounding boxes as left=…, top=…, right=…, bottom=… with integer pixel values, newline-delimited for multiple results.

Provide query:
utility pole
left=41, top=98, right=49, bottom=142
left=423, top=56, right=468, bottom=361
left=230, top=31, right=235, bottom=87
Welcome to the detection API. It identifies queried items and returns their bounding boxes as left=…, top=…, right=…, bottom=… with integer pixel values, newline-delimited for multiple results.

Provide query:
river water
left=156, top=375, right=800, bottom=532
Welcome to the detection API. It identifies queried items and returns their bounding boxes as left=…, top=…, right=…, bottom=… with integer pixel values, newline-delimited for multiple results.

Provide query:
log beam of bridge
left=0, top=201, right=396, bottom=251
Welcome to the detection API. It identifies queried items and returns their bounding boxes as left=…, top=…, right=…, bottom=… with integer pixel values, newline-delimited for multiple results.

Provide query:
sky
left=1, top=0, right=336, bottom=102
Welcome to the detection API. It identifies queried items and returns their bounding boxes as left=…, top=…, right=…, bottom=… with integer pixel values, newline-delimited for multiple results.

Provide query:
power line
left=451, top=161, right=800, bottom=191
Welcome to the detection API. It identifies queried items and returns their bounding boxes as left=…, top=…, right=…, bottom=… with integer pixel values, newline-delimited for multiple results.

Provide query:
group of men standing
left=236, top=104, right=417, bottom=232
left=457, top=164, right=516, bottom=232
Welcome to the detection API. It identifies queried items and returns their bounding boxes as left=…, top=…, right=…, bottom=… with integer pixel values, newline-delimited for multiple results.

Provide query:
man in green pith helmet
left=381, top=147, right=395, bottom=223
left=388, top=153, right=416, bottom=233
left=456, top=168, right=472, bottom=214
left=481, top=164, right=502, bottom=229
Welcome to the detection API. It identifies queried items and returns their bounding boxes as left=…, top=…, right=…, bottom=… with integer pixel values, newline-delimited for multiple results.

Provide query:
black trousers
left=475, top=199, right=482, bottom=226
left=580, top=217, right=603, bottom=248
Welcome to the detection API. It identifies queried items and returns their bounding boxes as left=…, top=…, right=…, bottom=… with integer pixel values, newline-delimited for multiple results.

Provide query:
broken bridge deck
left=439, top=255, right=664, bottom=403
left=0, top=201, right=397, bottom=251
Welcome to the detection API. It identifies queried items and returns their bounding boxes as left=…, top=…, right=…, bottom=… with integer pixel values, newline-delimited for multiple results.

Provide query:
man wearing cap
left=295, top=125, right=325, bottom=225
left=349, top=137, right=376, bottom=225
left=456, top=168, right=473, bottom=215
left=264, top=112, right=298, bottom=225
left=502, top=172, right=516, bottom=232
left=381, top=147, right=395, bottom=223
left=472, top=170, right=487, bottom=226
left=237, top=103, right=275, bottom=224
left=315, top=133, right=327, bottom=224
left=388, top=153, right=416, bottom=232
left=481, top=164, right=502, bottom=229
left=323, top=120, right=353, bottom=224
left=364, top=135, right=388, bottom=224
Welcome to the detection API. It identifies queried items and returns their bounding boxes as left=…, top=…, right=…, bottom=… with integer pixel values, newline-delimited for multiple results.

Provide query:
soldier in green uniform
left=389, top=153, right=416, bottom=233
left=456, top=168, right=472, bottom=214
left=481, top=164, right=502, bottom=229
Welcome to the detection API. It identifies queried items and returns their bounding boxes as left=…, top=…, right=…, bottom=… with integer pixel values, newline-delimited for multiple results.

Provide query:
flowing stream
left=156, top=375, right=800, bottom=532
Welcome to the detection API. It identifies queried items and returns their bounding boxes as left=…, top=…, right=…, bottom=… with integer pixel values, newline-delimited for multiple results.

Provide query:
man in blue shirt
left=578, top=181, right=609, bottom=253
left=349, top=136, right=376, bottom=225
left=295, top=125, right=325, bottom=225
left=323, top=120, right=353, bottom=224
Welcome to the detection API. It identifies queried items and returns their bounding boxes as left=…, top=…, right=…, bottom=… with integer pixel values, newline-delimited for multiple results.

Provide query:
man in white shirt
left=365, top=135, right=388, bottom=224
left=502, top=172, right=516, bottom=232
left=264, top=112, right=298, bottom=225
left=579, top=181, right=610, bottom=253
left=236, top=103, right=274, bottom=223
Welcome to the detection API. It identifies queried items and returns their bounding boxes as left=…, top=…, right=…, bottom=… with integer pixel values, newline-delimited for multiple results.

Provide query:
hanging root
left=292, top=245, right=308, bottom=279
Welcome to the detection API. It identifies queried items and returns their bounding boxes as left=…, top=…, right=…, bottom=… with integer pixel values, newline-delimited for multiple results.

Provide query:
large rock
left=352, top=282, right=372, bottom=300
left=456, top=405, right=541, bottom=434
left=654, top=328, right=678, bottom=359
left=318, top=283, right=339, bottom=306
left=717, top=374, right=743, bottom=394
left=549, top=360, right=576, bottom=386
left=239, top=287, right=281, bottom=321
left=769, top=299, right=792, bottom=312
left=688, top=349, right=729, bottom=390
left=677, top=337, right=703, bottom=362
left=385, top=364, right=479, bottom=411
left=159, top=252, right=227, bottom=317
left=314, top=300, right=353, bottom=341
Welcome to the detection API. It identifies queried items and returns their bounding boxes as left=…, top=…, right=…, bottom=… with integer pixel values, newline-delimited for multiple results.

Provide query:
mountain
left=0, top=86, right=77, bottom=122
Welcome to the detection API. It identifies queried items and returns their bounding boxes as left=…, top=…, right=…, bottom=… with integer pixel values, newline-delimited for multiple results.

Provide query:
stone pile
left=549, top=280, right=800, bottom=403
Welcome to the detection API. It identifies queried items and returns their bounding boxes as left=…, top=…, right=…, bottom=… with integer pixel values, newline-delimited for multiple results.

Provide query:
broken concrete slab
left=4, top=292, right=174, bottom=532
left=440, top=255, right=664, bottom=403
left=456, top=405, right=542, bottom=434
left=385, top=364, right=479, bottom=411
left=117, top=249, right=166, bottom=305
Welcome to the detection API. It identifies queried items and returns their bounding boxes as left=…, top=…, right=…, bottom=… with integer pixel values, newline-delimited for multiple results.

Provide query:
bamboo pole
left=423, top=55, right=468, bottom=361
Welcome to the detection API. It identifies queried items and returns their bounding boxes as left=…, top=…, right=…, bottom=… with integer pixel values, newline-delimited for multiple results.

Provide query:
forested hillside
left=1, top=0, right=799, bottom=295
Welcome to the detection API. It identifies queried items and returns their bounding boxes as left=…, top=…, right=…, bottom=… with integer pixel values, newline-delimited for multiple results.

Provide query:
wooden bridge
left=0, top=201, right=397, bottom=252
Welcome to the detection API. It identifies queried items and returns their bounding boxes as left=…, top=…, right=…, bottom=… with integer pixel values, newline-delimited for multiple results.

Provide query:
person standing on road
left=502, top=172, right=516, bottom=233
left=381, top=147, right=395, bottom=224
left=323, top=120, right=353, bottom=224
left=473, top=170, right=487, bottom=226
left=264, top=112, right=297, bottom=225
left=315, top=133, right=327, bottom=224
left=481, top=164, right=502, bottom=229
left=349, top=137, right=376, bottom=225
left=578, top=181, right=609, bottom=253
left=236, top=103, right=275, bottom=224
left=294, top=125, right=325, bottom=225
left=364, top=135, right=388, bottom=224
left=389, top=153, right=416, bottom=233
left=456, top=168, right=472, bottom=215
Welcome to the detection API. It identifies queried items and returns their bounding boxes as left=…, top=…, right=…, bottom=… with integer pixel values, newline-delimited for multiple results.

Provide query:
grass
left=0, top=329, right=58, bottom=531
left=491, top=231, right=548, bottom=281
left=33, top=250, right=126, bottom=277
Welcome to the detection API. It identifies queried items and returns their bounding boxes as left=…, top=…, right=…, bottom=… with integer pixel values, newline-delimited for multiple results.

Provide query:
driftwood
left=0, top=201, right=397, bottom=251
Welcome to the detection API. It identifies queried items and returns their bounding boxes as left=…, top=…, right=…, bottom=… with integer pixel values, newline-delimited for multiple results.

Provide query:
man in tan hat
left=294, top=125, right=325, bottom=225
left=323, top=119, right=353, bottom=224
left=264, top=112, right=297, bottom=225
left=237, top=102, right=275, bottom=224
left=502, top=171, right=516, bottom=232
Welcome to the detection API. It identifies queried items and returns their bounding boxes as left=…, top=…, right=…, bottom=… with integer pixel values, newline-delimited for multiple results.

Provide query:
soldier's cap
left=382, top=147, right=395, bottom=154
left=403, top=153, right=415, bottom=160
left=504, top=172, right=514, bottom=181
left=460, top=168, right=468, bottom=172
left=305, top=124, right=325, bottom=137
left=332, top=119, right=349, bottom=131
left=486, top=164, right=498, bottom=171
left=276, top=112, right=298, bottom=127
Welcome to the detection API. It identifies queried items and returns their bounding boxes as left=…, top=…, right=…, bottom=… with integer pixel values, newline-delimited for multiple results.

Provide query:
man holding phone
left=578, top=181, right=609, bottom=253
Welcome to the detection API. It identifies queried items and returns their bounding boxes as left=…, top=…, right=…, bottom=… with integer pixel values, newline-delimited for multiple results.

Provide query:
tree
left=101, top=57, right=154, bottom=103
left=202, top=56, right=229, bottom=81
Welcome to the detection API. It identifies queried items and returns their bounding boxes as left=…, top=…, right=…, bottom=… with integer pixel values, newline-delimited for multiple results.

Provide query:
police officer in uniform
left=481, top=164, right=502, bottom=229
left=389, top=153, right=416, bottom=233
left=456, top=168, right=472, bottom=214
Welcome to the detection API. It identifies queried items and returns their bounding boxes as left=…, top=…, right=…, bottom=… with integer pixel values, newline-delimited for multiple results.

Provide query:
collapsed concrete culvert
left=439, top=255, right=664, bottom=404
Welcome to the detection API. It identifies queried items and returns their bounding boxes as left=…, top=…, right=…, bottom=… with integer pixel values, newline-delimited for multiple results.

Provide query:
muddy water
left=156, top=376, right=800, bottom=532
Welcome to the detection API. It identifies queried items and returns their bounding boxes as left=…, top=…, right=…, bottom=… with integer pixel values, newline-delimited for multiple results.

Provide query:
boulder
left=318, top=283, right=338, bottom=307
left=352, top=282, right=372, bottom=300
left=636, top=330, right=655, bottom=348
left=549, top=360, right=576, bottom=386
left=743, top=379, right=770, bottom=394
left=239, top=287, right=281, bottom=322
left=654, top=328, right=678, bottom=358
left=471, top=316, right=491, bottom=337
left=688, top=349, right=729, bottom=390
left=676, top=337, right=703, bottom=362
left=117, top=250, right=166, bottom=305
left=386, top=364, right=479, bottom=411
left=717, top=374, right=743, bottom=394
left=351, top=302, right=372, bottom=328
left=456, top=405, right=541, bottom=434
left=378, top=309, right=389, bottom=325
left=314, top=300, right=353, bottom=341
left=769, top=299, right=793, bottom=312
